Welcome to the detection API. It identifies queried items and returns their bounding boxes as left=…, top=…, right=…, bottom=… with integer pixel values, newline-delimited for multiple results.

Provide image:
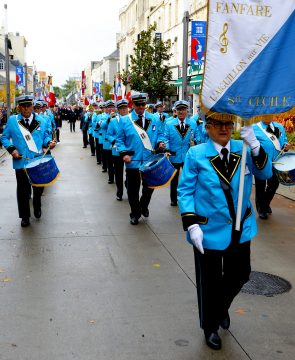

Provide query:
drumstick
left=273, top=148, right=285, bottom=163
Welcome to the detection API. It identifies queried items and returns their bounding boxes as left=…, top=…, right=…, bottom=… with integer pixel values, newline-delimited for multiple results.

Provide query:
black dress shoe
left=170, top=201, right=178, bottom=206
left=91, top=153, right=95, bottom=156
left=204, top=331, right=222, bottom=350
left=34, top=208, right=42, bottom=219
left=116, top=196, right=122, bottom=201
left=21, top=218, right=30, bottom=227
left=130, top=217, right=139, bottom=225
left=267, top=206, right=272, bottom=214
left=102, top=169, right=107, bottom=173
left=108, top=180, right=114, bottom=184
left=259, top=211, right=268, bottom=220
left=141, top=209, right=149, bottom=217
left=83, top=146, right=87, bottom=148
left=97, top=162, right=101, bottom=165
left=220, top=313, right=230, bottom=330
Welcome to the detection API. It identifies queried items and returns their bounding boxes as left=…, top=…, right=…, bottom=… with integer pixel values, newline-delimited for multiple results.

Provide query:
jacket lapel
left=29, top=115, right=41, bottom=133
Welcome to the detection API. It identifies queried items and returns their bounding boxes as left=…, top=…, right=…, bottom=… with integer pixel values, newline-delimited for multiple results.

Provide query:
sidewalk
left=0, top=124, right=294, bottom=360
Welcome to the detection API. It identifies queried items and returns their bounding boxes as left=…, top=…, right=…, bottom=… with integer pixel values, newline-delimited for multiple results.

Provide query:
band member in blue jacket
left=154, top=101, right=169, bottom=133
left=177, top=114, right=272, bottom=350
left=1, top=95, right=56, bottom=227
left=252, top=119, right=291, bottom=219
left=106, top=99, right=129, bottom=200
left=162, top=100, right=200, bottom=206
left=116, top=93, right=166, bottom=225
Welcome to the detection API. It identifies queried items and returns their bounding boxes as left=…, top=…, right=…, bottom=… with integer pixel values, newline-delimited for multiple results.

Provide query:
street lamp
left=181, top=0, right=190, bottom=101
left=4, top=4, right=11, bottom=118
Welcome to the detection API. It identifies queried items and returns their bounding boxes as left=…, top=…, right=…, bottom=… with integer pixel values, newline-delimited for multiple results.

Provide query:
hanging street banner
left=201, top=0, right=295, bottom=122
left=15, top=66, right=24, bottom=87
left=191, top=21, right=206, bottom=68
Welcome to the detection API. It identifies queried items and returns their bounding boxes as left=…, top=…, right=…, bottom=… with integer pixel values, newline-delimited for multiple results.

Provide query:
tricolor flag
left=201, top=0, right=295, bottom=122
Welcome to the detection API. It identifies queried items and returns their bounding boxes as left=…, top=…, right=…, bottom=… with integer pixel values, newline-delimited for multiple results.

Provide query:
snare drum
left=273, top=153, right=295, bottom=186
left=25, top=155, right=60, bottom=187
left=139, top=154, right=177, bottom=189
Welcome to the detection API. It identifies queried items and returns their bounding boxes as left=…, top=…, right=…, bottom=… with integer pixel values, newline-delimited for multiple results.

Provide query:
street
left=0, top=124, right=294, bottom=360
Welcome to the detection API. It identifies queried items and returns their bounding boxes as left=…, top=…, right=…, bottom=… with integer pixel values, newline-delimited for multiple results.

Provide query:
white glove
left=240, top=126, right=260, bottom=151
left=188, top=224, right=204, bottom=254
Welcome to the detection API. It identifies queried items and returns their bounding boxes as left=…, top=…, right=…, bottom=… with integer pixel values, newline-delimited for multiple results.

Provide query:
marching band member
left=106, top=99, right=129, bottom=200
left=252, top=118, right=291, bottom=219
left=100, top=100, right=116, bottom=184
left=177, top=114, right=272, bottom=350
left=162, top=100, right=200, bottom=206
left=116, top=93, right=166, bottom=225
left=88, top=102, right=98, bottom=156
left=92, top=104, right=102, bottom=165
left=154, top=101, right=169, bottom=133
left=1, top=95, right=56, bottom=227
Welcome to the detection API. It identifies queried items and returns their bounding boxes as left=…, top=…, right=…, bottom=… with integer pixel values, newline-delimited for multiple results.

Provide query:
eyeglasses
left=207, top=121, right=234, bottom=129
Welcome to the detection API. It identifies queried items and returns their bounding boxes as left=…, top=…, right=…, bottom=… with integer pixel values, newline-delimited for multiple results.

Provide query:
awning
left=173, top=74, right=203, bottom=87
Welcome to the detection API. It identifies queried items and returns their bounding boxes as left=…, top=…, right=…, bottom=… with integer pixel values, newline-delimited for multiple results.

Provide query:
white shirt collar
left=212, top=140, right=230, bottom=159
left=23, top=114, right=34, bottom=124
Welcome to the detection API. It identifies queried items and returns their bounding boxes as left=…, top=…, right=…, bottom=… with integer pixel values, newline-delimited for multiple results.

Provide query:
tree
left=126, top=23, right=174, bottom=102
left=60, top=79, right=77, bottom=99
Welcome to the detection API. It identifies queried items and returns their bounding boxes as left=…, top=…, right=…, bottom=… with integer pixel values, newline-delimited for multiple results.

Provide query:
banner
left=201, top=0, right=295, bottom=122
left=81, top=71, right=86, bottom=95
left=191, top=21, right=206, bottom=68
left=15, top=66, right=24, bottom=87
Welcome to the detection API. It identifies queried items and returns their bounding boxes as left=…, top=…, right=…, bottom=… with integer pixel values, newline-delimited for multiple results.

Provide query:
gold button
left=227, top=220, right=231, bottom=224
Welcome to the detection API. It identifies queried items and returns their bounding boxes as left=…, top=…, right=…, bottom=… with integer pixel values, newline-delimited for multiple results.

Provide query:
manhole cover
left=241, top=271, right=291, bottom=297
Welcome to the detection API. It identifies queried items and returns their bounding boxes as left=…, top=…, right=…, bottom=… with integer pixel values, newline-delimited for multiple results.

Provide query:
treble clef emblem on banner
left=219, top=23, right=229, bottom=54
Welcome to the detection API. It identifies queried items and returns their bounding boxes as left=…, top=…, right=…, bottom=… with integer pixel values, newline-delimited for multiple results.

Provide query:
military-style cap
left=33, top=100, right=43, bottom=108
left=155, top=101, right=163, bottom=108
left=92, top=102, right=98, bottom=106
left=105, top=100, right=115, bottom=107
left=115, top=99, right=128, bottom=108
left=174, top=100, right=190, bottom=109
left=98, top=102, right=105, bottom=108
left=146, top=103, right=155, bottom=109
left=131, top=93, right=148, bottom=104
left=16, top=95, right=34, bottom=106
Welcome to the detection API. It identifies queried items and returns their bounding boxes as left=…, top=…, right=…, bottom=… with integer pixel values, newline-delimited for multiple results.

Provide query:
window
left=0, top=60, right=4, bottom=70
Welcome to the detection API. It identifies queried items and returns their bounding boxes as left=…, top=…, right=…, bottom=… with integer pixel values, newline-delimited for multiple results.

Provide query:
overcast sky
left=2, top=0, right=128, bottom=86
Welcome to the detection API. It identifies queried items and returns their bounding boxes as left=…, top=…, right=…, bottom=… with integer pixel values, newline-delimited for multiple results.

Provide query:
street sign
left=191, top=21, right=206, bottom=68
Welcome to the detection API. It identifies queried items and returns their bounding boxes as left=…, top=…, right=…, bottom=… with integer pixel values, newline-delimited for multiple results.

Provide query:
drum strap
left=257, top=122, right=281, bottom=151
left=17, top=117, right=39, bottom=153
left=129, top=114, right=153, bottom=151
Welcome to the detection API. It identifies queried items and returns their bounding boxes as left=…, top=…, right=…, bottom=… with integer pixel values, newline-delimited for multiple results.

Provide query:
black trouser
left=70, top=121, right=76, bottom=132
left=89, top=134, right=95, bottom=155
left=95, top=139, right=102, bottom=164
left=55, top=128, right=60, bottom=142
left=105, top=150, right=115, bottom=182
left=102, top=149, right=108, bottom=171
left=170, top=162, right=183, bottom=203
left=193, top=241, right=251, bottom=333
left=125, top=168, right=154, bottom=219
left=113, top=155, right=124, bottom=197
left=255, top=171, right=279, bottom=212
left=15, top=169, right=44, bottom=219
left=82, top=129, right=88, bottom=147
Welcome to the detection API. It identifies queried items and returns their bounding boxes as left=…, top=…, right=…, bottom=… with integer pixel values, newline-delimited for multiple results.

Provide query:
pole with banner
left=201, top=0, right=295, bottom=230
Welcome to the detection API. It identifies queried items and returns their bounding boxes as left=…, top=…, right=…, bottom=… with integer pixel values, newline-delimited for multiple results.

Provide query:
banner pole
left=235, top=141, right=247, bottom=231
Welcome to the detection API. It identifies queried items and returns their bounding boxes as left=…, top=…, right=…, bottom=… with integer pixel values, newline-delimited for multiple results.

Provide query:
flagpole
left=235, top=141, right=247, bottom=231
left=181, top=0, right=189, bottom=101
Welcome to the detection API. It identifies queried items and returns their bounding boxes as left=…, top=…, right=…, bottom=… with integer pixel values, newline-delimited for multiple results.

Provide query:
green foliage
left=287, top=132, right=295, bottom=146
left=127, top=23, right=173, bottom=102
left=231, top=130, right=241, bottom=140
left=60, top=80, right=77, bottom=99
left=53, top=86, right=62, bottom=99
left=101, top=82, right=112, bottom=100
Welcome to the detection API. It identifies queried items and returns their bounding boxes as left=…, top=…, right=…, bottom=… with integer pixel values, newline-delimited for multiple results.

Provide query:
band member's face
left=157, top=105, right=164, bottom=113
left=133, top=103, right=146, bottom=115
left=34, top=107, right=41, bottom=114
left=176, top=107, right=187, bottom=121
left=19, top=103, right=33, bottom=117
left=205, top=119, right=233, bottom=146
left=118, top=106, right=129, bottom=116
left=106, top=105, right=115, bottom=114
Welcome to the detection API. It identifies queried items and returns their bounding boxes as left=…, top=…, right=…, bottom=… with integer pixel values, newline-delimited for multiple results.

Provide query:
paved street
left=0, top=124, right=294, bottom=360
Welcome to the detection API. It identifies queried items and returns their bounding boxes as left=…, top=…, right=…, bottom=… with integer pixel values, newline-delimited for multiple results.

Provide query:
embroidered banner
left=201, top=0, right=295, bottom=122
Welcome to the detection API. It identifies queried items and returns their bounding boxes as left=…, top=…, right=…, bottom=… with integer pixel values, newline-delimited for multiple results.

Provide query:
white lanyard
left=129, top=114, right=153, bottom=151
left=257, top=122, right=280, bottom=151
left=17, top=117, right=39, bottom=153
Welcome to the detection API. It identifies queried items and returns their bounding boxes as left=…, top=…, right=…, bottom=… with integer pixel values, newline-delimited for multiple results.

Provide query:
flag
left=47, top=75, right=53, bottom=85
left=48, top=85, right=56, bottom=106
left=201, top=0, right=295, bottom=122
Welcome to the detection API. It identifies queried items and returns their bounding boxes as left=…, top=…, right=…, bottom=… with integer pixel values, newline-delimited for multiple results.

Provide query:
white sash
left=17, top=119, right=39, bottom=153
left=257, top=122, right=281, bottom=151
left=129, top=114, right=153, bottom=151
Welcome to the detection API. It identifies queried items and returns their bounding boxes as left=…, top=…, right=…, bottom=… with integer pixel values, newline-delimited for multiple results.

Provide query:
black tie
left=137, top=114, right=143, bottom=128
left=25, top=118, right=30, bottom=129
left=180, top=122, right=185, bottom=133
left=221, top=147, right=229, bottom=173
